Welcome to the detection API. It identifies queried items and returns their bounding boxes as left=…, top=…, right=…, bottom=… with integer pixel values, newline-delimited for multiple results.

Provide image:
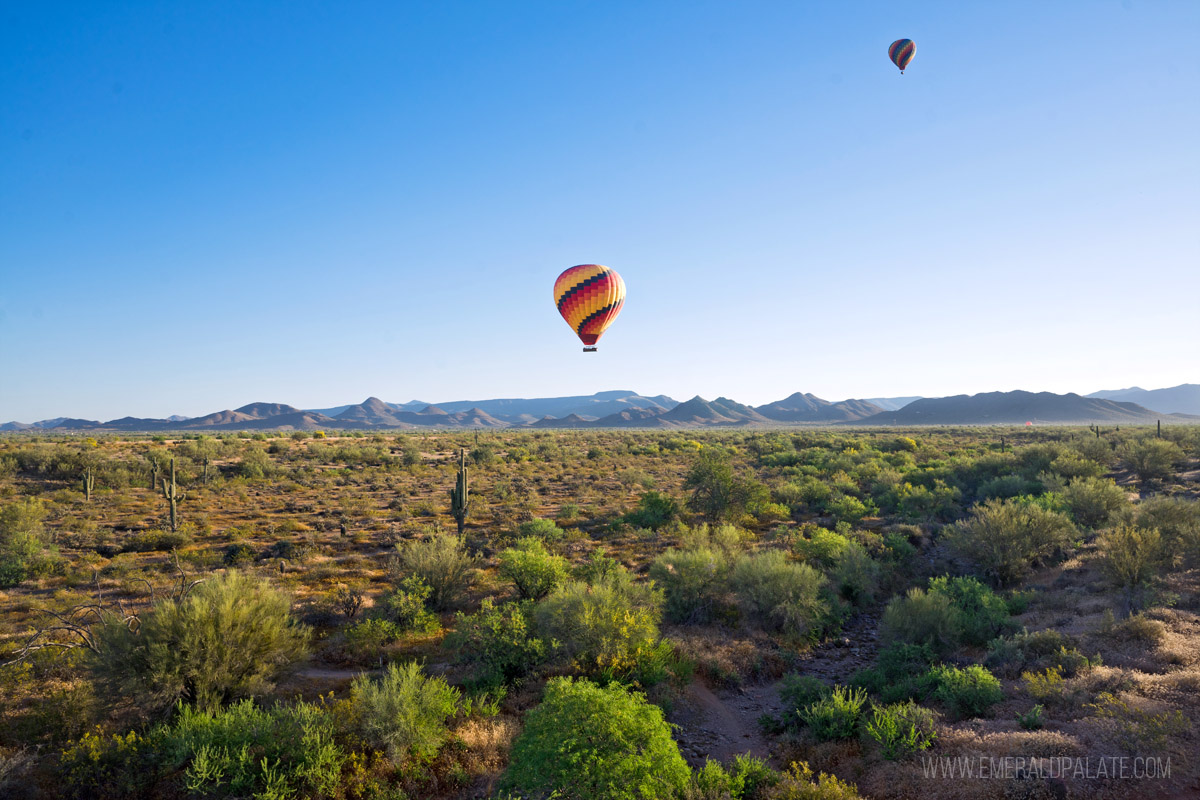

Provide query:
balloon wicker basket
left=583, top=346, right=597, bottom=352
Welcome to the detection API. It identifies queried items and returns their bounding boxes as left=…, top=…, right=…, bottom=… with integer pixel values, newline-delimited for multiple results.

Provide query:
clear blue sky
left=2, top=1, right=1197, bottom=422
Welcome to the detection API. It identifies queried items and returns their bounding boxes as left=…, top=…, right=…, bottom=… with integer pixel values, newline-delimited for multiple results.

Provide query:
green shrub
left=851, top=642, right=939, bottom=704
left=222, top=542, right=256, bottom=566
left=394, top=534, right=477, bottom=610
left=830, top=542, right=880, bottom=605
left=798, top=686, right=867, bottom=741
left=92, top=571, right=309, bottom=713
left=649, top=546, right=731, bottom=624
left=863, top=701, right=937, bottom=760
left=344, top=617, right=401, bottom=662
left=680, top=523, right=744, bottom=555
left=498, top=537, right=570, bottom=600
left=882, top=531, right=918, bottom=564
left=931, top=664, right=1003, bottom=718
left=574, top=547, right=624, bottom=585
left=517, top=517, right=563, bottom=542
left=503, top=677, right=690, bottom=800
left=167, top=700, right=344, bottom=797
left=535, top=577, right=662, bottom=675
left=985, top=629, right=1095, bottom=678
left=1101, top=611, right=1166, bottom=645
left=1120, top=438, right=1183, bottom=483
left=0, top=498, right=59, bottom=587
left=1133, top=496, right=1200, bottom=563
left=447, top=598, right=548, bottom=687
left=945, top=498, right=1075, bottom=586
left=685, top=449, right=756, bottom=523
left=623, top=491, right=682, bottom=530
left=790, top=527, right=849, bottom=567
left=828, top=494, right=874, bottom=525
left=977, top=474, right=1040, bottom=501
left=880, top=588, right=962, bottom=656
left=1098, top=525, right=1166, bottom=604
left=377, top=576, right=439, bottom=633
left=687, top=754, right=778, bottom=799
left=1086, top=692, right=1187, bottom=752
left=1061, top=477, right=1127, bottom=528
left=729, top=550, right=832, bottom=639
left=927, top=576, right=1013, bottom=646
left=1017, top=704, right=1045, bottom=730
left=780, top=674, right=831, bottom=717
left=350, top=661, right=459, bottom=766
left=1021, top=666, right=1072, bottom=706
left=60, top=700, right=345, bottom=800
left=122, top=529, right=191, bottom=553
left=768, top=761, right=863, bottom=800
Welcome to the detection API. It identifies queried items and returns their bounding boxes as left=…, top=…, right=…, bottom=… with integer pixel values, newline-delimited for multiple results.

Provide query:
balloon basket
left=582, top=347, right=597, bottom=352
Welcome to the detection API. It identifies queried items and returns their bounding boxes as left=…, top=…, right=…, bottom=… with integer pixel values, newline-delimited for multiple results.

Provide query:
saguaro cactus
left=82, top=467, right=95, bottom=501
left=161, top=458, right=186, bottom=533
left=449, top=448, right=470, bottom=535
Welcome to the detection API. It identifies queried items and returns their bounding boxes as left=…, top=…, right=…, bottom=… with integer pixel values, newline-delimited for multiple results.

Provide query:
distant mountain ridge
left=756, top=392, right=883, bottom=422
left=3, top=386, right=1196, bottom=432
left=853, top=391, right=1188, bottom=426
left=862, top=396, right=922, bottom=412
left=1087, top=384, right=1200, bottom=416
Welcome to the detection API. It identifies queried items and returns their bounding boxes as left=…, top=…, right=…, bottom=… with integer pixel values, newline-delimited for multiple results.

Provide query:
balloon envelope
left=889, top=39, right=916, bottom=72
left=554, top=264, right=626, bottom=347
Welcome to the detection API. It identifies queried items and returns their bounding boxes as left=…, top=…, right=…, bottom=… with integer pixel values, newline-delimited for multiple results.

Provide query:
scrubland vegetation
left=1, top=424, right=1198, bottom=799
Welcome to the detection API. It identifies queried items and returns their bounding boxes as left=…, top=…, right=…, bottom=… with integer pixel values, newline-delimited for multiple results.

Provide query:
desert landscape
left=4, top=3, right=1197, bottom=798
left=1, top=418, right=1198, bottom=798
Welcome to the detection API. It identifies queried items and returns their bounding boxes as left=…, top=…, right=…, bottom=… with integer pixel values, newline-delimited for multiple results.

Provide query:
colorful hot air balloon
left=888, top=38, right=916, bottom=73
left=553, top=264, right=625, bottom=352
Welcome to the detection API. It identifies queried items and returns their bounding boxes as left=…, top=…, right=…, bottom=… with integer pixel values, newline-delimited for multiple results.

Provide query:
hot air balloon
left=1025, top=421, right=1033, bottom=427
left=554, top=264, right=625, bottom=352
left=888, top=38, right=915, bottom=73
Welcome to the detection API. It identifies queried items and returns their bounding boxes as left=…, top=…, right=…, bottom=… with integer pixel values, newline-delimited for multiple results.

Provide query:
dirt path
left=669, top=612, right=883, bottom=767
left=789, top=610, right=883, bottom=685
left=669, top=679, right=781, bottom=767
left=296, top=666, right=375, bottom=681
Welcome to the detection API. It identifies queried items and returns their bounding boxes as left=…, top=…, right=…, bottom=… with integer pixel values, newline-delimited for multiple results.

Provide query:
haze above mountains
left=3, top=385, right=1197, bottom=432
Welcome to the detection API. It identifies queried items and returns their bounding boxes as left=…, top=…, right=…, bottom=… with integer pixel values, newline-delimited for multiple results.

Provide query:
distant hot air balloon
left=888, top=38, right=916, bottom=73
left=1025, top=421, right=1033, bottom=427
left=554, top=264, right=625, bottom=352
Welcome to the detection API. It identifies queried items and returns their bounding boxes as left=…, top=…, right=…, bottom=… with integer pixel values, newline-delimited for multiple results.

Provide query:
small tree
left=498, top=538, right=570, bottom=600
left=446, top=598, right=548, bottom=686
left=1098, top=524, right=1166, bottom=614
left=1121, top=438, right=1183, bottom=485
left=503, top=677, right=690, bottom=800
left=534, top=578, right=662, bottom=673
left=92, top=571, right=310, bottom=713
left=350, top=661, right=459, bottom=766
left=684, top=448, right=752, bottom=523
left=649, top=546, right=731, bottom=624
left=945, top=498, right=1075, bottom=586
left=0, top=498, right=58, bottom=588
left=729, top=550, right=831, bottom=638
left=880, top=588, right=963, bottom=656
left=1061, top=476, right=1128, bottom=529
left=394, top=534, right=477, bottom=610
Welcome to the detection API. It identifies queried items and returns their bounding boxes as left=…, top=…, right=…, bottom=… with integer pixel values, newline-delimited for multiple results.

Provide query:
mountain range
left=2, top=386, right=1196, bottom=432
left=1086, top=385, right=1200, bottom=416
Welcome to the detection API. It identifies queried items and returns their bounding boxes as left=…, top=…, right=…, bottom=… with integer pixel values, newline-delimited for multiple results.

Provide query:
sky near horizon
left=2, top=1, right=1198, bottom=422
